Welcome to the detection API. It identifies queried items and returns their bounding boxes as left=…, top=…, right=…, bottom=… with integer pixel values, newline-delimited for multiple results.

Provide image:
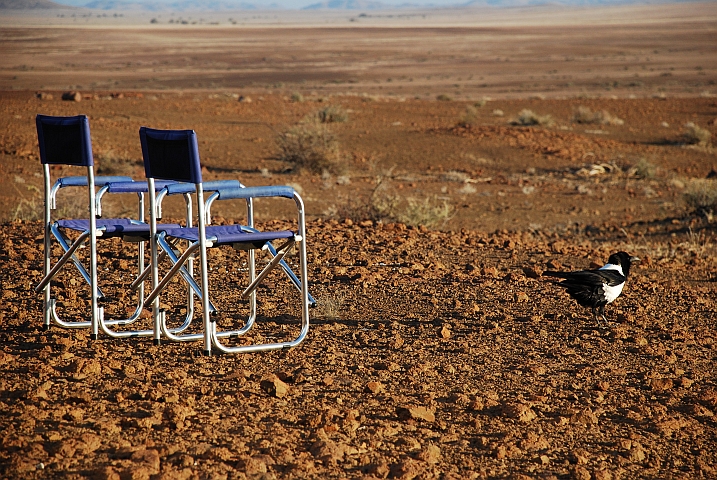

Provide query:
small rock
left=62, top=91, right=82, bottom=102
left=130, top=449, right=160, bottom=474
left=502, top=403, right=537, bottom=423
left=522, top=266, right=542, bottom=278
left=593, top=470, right=613, bottom=480
left=570, top=466, right=591, bottom=480
left=416, top=444, right=441, bottom=464
left=310, top=439, right=346, bottom=465
left=364, top=462, right=390, bottom=478
left=649, top=378, right=674, bottom=392
left=389, top=458, right=423, bottom=480
left=365, top=381, right=383, bottom=394
left=571, top=408, right=599, bottom=426
left=481, top=266, right=499, bottom=277
left=397, top=405, right=435, bottom=423
left=260, top=374, right=290, bottom=398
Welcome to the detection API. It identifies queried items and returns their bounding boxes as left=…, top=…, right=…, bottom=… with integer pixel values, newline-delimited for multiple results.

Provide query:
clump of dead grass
left=313, top=105, right=349, bottom=124
left=458, top=105, right=480, bottom=127
left=572, top=106, right=624, bottom=126
left=96, top=150, right=137, bottom=176
left=9, top=177, right=42, bottom=222
left=315, top=294, right=344, bottom=320
left=631, top=158, right=658, bottom=179
left=510, top=109, right=554, bottom=127
left=683, top=178, right=717, bottom=220
left=334, top=176, right=454, bottom=228
left=681, top=122, right=712, bottom=147
left=276, top=119, right=346, bottom=175
left=391, top=195, right=454, bottom=227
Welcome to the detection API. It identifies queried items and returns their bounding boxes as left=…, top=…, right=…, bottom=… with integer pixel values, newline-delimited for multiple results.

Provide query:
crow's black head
left=606, top=251, right=640, bottom=278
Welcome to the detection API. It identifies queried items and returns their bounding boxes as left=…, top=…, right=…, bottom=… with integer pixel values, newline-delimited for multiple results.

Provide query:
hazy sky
left=52, top=0, right=467, bottom=8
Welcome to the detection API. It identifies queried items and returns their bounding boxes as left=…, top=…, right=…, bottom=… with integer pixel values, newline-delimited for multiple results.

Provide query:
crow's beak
left=629, top=256, right=640, bottom=264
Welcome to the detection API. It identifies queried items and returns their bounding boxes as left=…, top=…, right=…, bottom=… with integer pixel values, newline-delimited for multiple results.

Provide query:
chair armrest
left=57, top=175, right=133, bottom=188
left=164, top=179, right=243, bottom=196
left=105, top=179, right=177, bottom=194
left=217, top=185, right=296, bottom=200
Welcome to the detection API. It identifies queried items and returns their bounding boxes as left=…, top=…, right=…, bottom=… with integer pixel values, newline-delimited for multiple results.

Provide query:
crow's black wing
left=543, top=270, right=625, bottom=308
left=544, top=269, right=625, bottom=287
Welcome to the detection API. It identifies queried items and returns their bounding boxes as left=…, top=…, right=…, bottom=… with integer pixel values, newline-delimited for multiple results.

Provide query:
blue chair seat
left=163, top=225, right=294, bottom=246
left=58, top=219, right=180, bottom=238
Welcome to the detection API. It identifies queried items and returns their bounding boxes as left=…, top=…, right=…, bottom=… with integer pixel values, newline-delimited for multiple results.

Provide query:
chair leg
left=143, top=237, right=217, bottom=314
left=241, top=239, right=296, bottom=300
left=240, top=226, right=316, bottom=306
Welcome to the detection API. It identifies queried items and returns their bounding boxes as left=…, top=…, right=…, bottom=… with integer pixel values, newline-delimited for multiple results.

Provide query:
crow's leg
left=597, top=305, right=608, bottom=328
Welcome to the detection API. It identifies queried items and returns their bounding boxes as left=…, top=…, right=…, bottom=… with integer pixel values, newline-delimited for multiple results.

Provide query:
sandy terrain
left=1, top=3, right=717, bottom=479
left=1, top=2, right=717, bottom=99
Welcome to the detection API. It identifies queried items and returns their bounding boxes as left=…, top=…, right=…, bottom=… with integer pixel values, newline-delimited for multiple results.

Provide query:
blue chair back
left=139, top=127, right=202, bottom=183
left=36, top=114, right=93, bottom=167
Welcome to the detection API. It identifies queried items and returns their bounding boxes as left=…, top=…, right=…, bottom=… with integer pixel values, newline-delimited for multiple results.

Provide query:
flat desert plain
left=1, top=3, right=717, bottom=479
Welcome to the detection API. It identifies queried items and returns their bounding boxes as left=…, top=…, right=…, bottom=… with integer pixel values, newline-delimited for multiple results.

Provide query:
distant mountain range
left=0, top=0, right=71, bottom=8
left=0, top=0, right=697, bottom=11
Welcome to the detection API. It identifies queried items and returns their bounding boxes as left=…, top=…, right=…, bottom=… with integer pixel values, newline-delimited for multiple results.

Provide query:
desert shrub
left=314, top=105, right=349, bottom=124
left=335, top=177, right=453, bottom=228
left=633, top=158, right=657, bottom=179
left=315, top=294, right=344, bottom=320
left=372, top=191, right=453, bottom=228
left=682, top=122, right=712, bottom=146
left=510, top=109, right=554, bottom=127
left=394, top=196, right=454, bottom=227
left=458, top=105, right=479, bottom=127
left=436, top=94, right=453, bottom=101
left=276, top=120, right=345, bottom=174
left=572, top=106, right=624, bottom=126
left=683, top=178, right=717, bottom=218
left=96, top=150, right=137, bottom=176
left=290, top=92, right=304, bottom=102
left=9, top=178, right=42, bottom=222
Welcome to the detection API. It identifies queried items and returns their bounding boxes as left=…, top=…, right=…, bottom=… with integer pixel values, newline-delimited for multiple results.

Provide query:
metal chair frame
left=34, top=114, right=156, bottom=339
left=140, top=126, right=310, bottom=355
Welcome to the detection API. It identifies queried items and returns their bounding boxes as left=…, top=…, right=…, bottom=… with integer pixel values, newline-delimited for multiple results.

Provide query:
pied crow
left=543, top=251, right=639, bottom=325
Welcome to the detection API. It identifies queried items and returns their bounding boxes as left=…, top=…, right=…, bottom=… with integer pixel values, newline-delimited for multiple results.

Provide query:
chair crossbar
left=35, top=229, right=93, bottom=295
left=143, top=233, right=217, bottom=313
left=241, top=238, right=296, bottom=300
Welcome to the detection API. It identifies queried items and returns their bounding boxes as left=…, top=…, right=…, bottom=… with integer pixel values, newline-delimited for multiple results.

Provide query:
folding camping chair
left=139, top=126, right=311, bottom=355
left=34, top=114, right=181, bottom=340
left=97, top=179, right=240, bottom=342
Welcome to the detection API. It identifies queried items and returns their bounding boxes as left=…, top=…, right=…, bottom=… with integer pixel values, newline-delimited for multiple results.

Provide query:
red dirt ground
left=1, top=4, right=716, bottom=479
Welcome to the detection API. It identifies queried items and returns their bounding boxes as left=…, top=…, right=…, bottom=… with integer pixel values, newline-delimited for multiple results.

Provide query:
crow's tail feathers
left=542, top=271, right=571, bottom=279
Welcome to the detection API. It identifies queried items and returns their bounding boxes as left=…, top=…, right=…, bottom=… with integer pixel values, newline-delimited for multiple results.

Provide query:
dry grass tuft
left=683, top=178, right=717, bottom=219
left=632, top=158, right=657, bottom=179
left=96, top=150, right=137, bottom=176
left=681, top=122, right=712, bottom=147
left=572, top=106, right=624, bottom=126
left=276, top=120, right=345, bottom=175
left=510, top=109, right=554, bottom=127
left=313, top=105, right=349, bottom=124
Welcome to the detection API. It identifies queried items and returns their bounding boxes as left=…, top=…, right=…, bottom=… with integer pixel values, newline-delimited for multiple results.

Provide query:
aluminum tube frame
left=204, top=190, right=316, bottom=307
left=210, top=191, right=310, bottom=354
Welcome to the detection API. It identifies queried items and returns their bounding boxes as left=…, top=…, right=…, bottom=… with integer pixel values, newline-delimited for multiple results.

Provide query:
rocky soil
left=0, top=88, right=716, bottom=480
